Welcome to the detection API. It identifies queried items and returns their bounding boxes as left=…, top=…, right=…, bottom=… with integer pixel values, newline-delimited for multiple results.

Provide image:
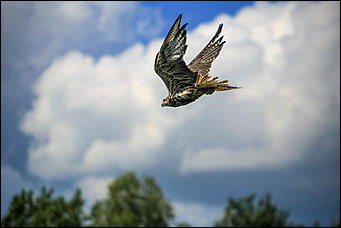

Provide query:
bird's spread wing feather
left=188, top=24, right=226, bottom=75
left=154, top=14, right=197, bottom=95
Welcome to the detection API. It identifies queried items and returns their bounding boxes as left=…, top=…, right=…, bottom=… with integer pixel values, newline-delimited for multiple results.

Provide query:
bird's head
left=161, top=97, right=171, bottom=107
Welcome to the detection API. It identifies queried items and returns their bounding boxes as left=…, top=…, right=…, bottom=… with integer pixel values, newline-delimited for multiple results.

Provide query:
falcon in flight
left=155, top=14, right=242, bottom=107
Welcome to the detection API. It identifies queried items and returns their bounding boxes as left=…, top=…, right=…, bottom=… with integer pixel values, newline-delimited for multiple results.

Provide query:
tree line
left=1, top=172, right=339, bottom=227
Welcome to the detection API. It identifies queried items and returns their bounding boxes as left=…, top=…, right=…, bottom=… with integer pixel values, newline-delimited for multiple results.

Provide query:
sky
left=1, top=1, right=340, bottom=226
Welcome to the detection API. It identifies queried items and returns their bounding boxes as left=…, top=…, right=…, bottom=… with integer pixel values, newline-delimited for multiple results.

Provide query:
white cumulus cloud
left=1, top=1, right=164, bottom=72
left=20, top=1, right=340, bottom=180
left=76, top=176, right=113, bottom=204
left=180, top=1, right=340, bottom=172
left=20, top=42, right=191, bottom=180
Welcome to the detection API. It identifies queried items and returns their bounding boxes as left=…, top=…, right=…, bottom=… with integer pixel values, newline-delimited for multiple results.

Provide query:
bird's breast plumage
left=167, top=87, right=203, bottom=107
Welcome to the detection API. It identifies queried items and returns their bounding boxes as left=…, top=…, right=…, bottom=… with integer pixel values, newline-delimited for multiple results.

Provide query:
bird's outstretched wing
left=154, top=14, right=197, bottom=95
left=188, top=24, right=225, bottom=76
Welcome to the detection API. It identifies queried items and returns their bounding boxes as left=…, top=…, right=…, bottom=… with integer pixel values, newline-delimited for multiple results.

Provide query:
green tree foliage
left=1, top=186, right=84, bottom=227
left=88, top=172, right=174, bottom=227
left=214, top=193, right=291, bottom=227
left=2, top=172, right=339, bottom=227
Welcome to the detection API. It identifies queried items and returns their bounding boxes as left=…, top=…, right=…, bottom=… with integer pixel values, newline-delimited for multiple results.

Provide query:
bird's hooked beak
left=161, top=103, right=165, bottom=107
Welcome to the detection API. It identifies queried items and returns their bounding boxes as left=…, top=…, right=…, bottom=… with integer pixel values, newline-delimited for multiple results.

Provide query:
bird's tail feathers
left=215, top=84, right=243, bottom=91
left=194, top=73, right=242, bottom=92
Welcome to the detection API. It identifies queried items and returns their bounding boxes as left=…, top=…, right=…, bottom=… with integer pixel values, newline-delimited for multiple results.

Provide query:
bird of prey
left=154, top=14, right=242, bottom=107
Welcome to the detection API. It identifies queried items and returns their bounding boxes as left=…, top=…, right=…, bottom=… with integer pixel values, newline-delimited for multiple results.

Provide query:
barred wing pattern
left=188, top=24, right=226, bottom=76
left=154, top=14, right=197, bottom=95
